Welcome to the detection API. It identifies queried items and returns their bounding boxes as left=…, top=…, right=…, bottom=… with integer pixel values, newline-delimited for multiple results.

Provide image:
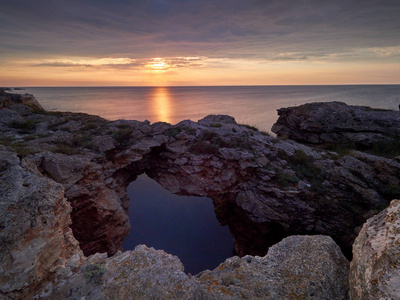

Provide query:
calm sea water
left=19, top=85, right=400, bottom=132
left=14, top=85, right=400, bottom=273
left=123, top=174, right=234, bottom=274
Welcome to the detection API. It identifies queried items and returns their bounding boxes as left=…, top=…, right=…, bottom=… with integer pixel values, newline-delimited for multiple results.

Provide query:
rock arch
left=33, top=114, right=398, bottom=259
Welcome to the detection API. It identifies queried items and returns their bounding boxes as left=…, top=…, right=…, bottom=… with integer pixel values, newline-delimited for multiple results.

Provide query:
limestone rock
left=99, top=246, right=198, bottom=299
left=92, top=135, right=116, bottom=152
left=2, top=96, right=399, bottom=260
left=0, top=108, right=25, bottom=125
left=22, top=150, right=131, bottom=257
left=8, top=103, right=36, bottom=116
left=39, top=152, right=89, bottom=189
left=1, top=94, right=399, bottom=299
left=42, top=236, right=349, bottom=299
left=197, top=235, right=349, bottom=300
left=40, top=245, right=199, bottom=299
left=272, top=101, right=400, bottom=146
left=0, top=148, right=83, bottom=299
left=350, top=199, right=400, bottom=300
left=198, top=114, right=237, bottom=126
left=0, top=89, right=44, bottom=112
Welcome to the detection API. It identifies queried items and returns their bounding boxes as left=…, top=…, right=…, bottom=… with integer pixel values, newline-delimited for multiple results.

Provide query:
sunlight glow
left=27, top=57, right=136, bottom=67
left=152, top=87, right=171, bottom=123
left=145, top=58, right=170, bottom=72
left=2, top=53, right=399, bottom=86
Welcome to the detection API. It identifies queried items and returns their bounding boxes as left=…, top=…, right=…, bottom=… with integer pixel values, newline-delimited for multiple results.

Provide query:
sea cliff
left=1, top=88, right=399, bottom=299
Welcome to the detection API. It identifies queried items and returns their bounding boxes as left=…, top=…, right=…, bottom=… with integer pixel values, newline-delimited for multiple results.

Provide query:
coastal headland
left=1, top=89, right=399, bottom=299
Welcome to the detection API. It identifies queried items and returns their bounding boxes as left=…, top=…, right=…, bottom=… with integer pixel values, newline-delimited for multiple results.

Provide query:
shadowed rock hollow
left=1, top=90, right=400, bottom=299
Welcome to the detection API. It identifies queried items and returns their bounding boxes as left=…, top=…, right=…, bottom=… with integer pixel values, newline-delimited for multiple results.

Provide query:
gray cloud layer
left=0, top=0, right=399, bottom=62
left=31, top=57, right=204, bottom=70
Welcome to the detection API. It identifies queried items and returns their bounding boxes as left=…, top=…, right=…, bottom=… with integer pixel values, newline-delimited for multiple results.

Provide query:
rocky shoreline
left=1, top=88, right=399, bottom=299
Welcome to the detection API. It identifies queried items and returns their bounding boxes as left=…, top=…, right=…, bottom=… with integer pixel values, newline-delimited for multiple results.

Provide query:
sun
left=145, top=58, right=170, bottom=72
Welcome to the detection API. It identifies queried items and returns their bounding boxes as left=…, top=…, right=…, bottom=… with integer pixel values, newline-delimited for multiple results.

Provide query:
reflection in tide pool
left=123, top=174, right=235, bottom=275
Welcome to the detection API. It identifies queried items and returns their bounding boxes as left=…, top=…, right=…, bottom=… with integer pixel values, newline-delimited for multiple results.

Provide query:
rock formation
left=272, top=101, right=400, bottom=147
left=35, top=236, right=349, bottom=300
left=0, top=147, right=83, bottom=299
left=350, top=199, right=400, bottom=300
left=1, top=89, right=399, bottom=298
left=0, top=88, right=44, bottom=114
left=196, top=235, right=349, bottom=300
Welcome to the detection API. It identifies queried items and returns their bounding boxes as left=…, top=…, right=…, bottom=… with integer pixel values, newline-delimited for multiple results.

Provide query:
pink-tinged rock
left=350, top=199, right=400, bottom=300
left=0, top=148, right=83, bottom=299
left=40, top=152, right=88, bottom=188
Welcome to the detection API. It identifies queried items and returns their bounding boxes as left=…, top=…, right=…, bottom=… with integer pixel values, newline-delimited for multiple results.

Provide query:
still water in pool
left=123, top=174, right=235, bottom=274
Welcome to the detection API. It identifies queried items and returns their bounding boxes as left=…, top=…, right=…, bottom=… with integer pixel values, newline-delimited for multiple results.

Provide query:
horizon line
left=3, top=83, right=400, bottom=88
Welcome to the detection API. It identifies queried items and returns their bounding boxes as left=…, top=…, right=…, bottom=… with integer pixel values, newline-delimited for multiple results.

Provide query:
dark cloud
left=33, top=62, right=94, bottom=68
left=270, top=55, right=309, bottom=61
left=0, top=0, right=399, bottom=61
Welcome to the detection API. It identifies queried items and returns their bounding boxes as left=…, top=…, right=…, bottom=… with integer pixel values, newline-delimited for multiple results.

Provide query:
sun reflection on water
left=151, top=87, right=171, bottom=123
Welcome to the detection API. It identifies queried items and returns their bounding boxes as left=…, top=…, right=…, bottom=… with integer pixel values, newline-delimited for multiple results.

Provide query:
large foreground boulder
left=350, top=199, right=400, bottom=300
left=197, top=235, right=349, bottom=300
left=40, top=235, right=349, bottom=299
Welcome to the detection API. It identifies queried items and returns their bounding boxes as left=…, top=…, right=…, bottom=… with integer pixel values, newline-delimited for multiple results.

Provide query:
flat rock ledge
left=1, top=90, right=400, bottom=299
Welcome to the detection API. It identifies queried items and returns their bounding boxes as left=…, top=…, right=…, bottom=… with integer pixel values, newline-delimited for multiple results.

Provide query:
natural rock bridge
left=1, top=89, right=399, bottom=298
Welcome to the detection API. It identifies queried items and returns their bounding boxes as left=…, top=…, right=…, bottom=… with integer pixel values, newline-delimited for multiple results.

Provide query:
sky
left=0, top=0, right=399, bottom=86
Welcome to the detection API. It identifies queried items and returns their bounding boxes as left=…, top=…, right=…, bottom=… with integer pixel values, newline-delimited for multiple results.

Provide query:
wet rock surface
left=1, top=89, right=399, bottom=298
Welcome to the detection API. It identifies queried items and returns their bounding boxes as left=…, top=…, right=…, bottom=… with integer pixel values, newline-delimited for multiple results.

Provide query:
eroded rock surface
left=0, top=88, right=44, bottom=113
left=350, top=199, right=400, bottom=300
left=39, top=236, right=349, bottom=300
left=0, top=147, right=83, bottom=299
left=197, top=235, right=349, bottom=300
left=1, top=91, right=399, bottom=259
left=35, top=151, right=130, bottom=256
left=1, top=90, right=399, bottom=298
left=146, top=117, right=399, bottom=257
left=272, top=101, right=400, bottom=147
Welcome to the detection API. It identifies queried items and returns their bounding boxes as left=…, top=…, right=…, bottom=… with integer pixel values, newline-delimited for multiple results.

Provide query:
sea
left=123, top=174, right=235, bottom=275
left=12, top=85, right=400, bottom=274
left=16, top=85, right=400, bottom=133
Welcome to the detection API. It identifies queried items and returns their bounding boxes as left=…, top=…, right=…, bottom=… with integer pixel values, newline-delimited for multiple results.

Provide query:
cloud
left=368, top=46, right=400, bottom=57
left=157, top=57, right=205, bottom=70
left=0, top=0, right=399, bottom=69
left=269, top=53, right=309, bottom=62
left=30, top=57, right=137, bottom=68
left=29, top=56, right=207, bottom=71
left=33, top=62, right=94, bottom=68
